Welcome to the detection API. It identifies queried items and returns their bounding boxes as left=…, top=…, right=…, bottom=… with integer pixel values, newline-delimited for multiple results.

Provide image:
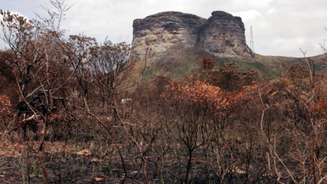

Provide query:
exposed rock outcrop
left=198, top=11, right=252, bottom=57
left=131, top=11, right=253, bottom=61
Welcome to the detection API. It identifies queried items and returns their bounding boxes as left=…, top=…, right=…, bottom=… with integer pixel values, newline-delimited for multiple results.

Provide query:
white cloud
left=234, top=10, right=262, bottom=21
left=232, top=0, right=274, bottom=9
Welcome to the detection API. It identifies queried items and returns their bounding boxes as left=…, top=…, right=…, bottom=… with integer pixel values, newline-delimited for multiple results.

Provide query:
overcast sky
left=1, top=0, right=327, bottom=57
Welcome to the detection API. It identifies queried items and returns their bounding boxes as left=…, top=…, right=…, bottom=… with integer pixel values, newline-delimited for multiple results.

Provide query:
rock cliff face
left=198, top=11, right=252, bottom=57
left=131, top=11, right=252, bottom=61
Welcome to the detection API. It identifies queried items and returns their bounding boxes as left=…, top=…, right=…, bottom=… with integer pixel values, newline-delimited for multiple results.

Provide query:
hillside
left=125, top=46, right=326, bottom=90
left=125, top=11, right=326, bottom=89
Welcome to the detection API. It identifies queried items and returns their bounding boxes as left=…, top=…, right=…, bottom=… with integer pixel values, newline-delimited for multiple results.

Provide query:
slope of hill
left=125, top=10, right=326, bottom=89
left=125, top=46, right=326, bottom=90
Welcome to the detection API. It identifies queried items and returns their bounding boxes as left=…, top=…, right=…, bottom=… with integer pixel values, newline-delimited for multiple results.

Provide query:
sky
left=0, top=0, right=327, bottom=57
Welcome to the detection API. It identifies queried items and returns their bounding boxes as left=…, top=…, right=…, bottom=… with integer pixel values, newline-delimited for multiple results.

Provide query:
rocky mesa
left=131, top=11, right=253, bottom=61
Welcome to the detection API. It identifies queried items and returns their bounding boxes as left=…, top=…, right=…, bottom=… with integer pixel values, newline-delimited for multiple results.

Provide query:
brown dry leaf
left=94, top=176, right=105, bottom=182
left=76, top=149, right=92, bottom=157
left=91, top=158, right=101, bottom=162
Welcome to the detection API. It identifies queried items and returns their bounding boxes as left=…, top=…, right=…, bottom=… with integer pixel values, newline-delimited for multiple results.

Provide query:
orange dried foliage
left=0, top=95, right=12, bottom=115
left=162, top=80, right=257, bottom=116
left=310, top=84, right=327, bottom=115
left=310, top=99, right=326, bottom=114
